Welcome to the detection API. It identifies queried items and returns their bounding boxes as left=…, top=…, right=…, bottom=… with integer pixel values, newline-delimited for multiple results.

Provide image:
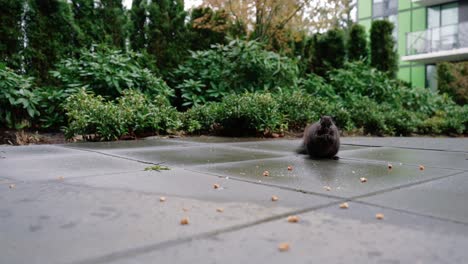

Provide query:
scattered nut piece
left=159, top=196, right=166, bottom=202
left=278, top=242, right=290, bottom=252
left=213, top=183, right=220, bottom=189
left=180, top=217, right=190, bottom=225
left=271, top=195, right=279, bottom=202
left=360, top=177, right=368, bottom=183
left=376, top=213, right=384, bottom=220
left=419, top=165, right=425, bottom=171
left=216, top=208, right=224, bottom=213
left=287, top=215, right=299, bottom=223
left=9, top=184, right=16, bottom=189
left=339, top=202, right=349, bottom=209
left=58, top=176, right=65, bottom=180
left=387, top=163, right=393, bottom=170
left=263, top=170, right=270, bottom=177
left=323, top=186, right=331, bottom=191
left=287, top=165, right=293, bottom=171
left=182, top=207, right=189, bottom=212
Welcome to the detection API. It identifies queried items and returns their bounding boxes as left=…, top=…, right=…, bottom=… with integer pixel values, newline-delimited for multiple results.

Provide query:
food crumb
left=339, top=202, right=349, bottom=209
left=323, top=186, right=331, bottom=191
left=9, top=184, right=16, bottom=189
left=213, top=183, right=220, bottom=189
left=216, top=208, right=224, bottom=213
left=387, top=163, right=393, bottom=170
left=159, top=196, right=166, bottom=202
left=58, top=176, right=65, bottom=180
left=419, top=165, right=425, bottom=171
left=287, top=215, right=299, bottom=223
left=263, top=170, right=270, bottom=177
left=180, top=217, right=190, bottom=225
left=287, top=165, right=293, bottom=171
left=376, top=213, right=384, bottom=220
left=360, top=177, right=368, bottom=183
left=271, top=195, right=279, bottom=202
left=278, top=242, right=290, bottom=252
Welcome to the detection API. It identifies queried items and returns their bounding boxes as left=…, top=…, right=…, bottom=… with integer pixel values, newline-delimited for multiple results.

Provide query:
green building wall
left=357, top=0, right=427, bottom=88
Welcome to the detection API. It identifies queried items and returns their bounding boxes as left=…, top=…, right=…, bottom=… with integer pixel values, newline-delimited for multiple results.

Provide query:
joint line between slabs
left=68, top=200, right=344, bottom=264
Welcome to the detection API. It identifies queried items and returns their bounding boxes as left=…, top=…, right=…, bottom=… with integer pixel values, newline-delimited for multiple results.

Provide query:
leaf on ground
left=144, top=165, right=170, bottom=171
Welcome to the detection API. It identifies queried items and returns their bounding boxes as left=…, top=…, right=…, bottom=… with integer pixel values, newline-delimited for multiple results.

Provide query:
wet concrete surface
left=1, top=136, right=467, bottom=264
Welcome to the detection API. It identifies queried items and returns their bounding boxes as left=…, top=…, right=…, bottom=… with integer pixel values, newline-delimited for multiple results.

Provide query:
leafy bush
left=64, top=89, right=181, bottom=141
left=174, top=39, right=299, bottom=107
left=51, top=47, right=173, bottom=99
left=183, top=92, right=287, bottom=136
left=437, top=61, right=468, bottom=105
left=0, top=66, right=39, bottom=129
left=328, top=62, right=399, bottom=103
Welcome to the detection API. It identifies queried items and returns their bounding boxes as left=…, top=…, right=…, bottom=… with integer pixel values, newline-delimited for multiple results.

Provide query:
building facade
left=357, top=0, right=468, bottom=90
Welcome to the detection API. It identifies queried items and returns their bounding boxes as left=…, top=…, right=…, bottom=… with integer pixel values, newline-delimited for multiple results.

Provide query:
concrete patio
left=1, top=136, right=467, bottom=264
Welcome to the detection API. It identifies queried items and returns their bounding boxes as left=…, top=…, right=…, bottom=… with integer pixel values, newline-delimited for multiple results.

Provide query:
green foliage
left=328, top=61, right=399, bottom=102
left=129, top=0, right=147, bottom=51
left=370, top=20, right=398, bottom=78
left=298, top=73, right=337, bottom=99
left=437, top=62, right=468, bottom=105
left=188, top=7, right=230, bottom=51
left=146, top=0, right=188, bottom=73
left=174, top=39, right=299, bottom=107
left=64, top=89, right=181, bottom=141
left=0, top=0, right=24, bottom=70
left=71, top=0, right=101, bottom=48
left=313, top=28, right=346, bottom=77
left=183, top=93, right=287, bottom=136
left=348, top=24, right=368, bottom=62
left=0, top=67, right=39, bottom=129
left=24, top=0, right=81, bottom=83
left=144, top=165, right=171, bottom=171
left=51, top=47, right=173, bottom=98
left=97, top=0, right=127, bottom=49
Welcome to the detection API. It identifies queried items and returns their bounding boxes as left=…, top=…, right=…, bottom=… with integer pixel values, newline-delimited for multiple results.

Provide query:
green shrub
left=437, top=62, right=468, bottom=105
left=348, top=24, right=368, bottom=62
left=64, top=89, right=181, bottom=141
left=298, top=74, right=337, bottom=99
left=51, top=47, right=173, bottom=99
left=328, top=62, right=399, bottom=103
left=370, top=20, right=398, bottom=78
left=0, top=66, right=39, bottom=129
left=313, top=28, right=346, bottom=77
left=174, top=39, right=299, bottom=107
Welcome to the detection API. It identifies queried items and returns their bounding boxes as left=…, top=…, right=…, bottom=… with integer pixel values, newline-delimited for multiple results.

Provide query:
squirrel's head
left=319, top=116, right=334, bottom=127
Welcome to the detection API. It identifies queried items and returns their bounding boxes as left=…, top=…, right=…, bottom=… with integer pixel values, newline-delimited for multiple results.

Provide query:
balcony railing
left=406, top=21, right=468, bottom=56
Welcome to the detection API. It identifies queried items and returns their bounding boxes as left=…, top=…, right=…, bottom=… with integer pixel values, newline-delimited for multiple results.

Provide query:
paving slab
left=105, top=202, right=468, bottom=264
left=226, top=139, right=366, bottom=154
left=0, top=151, right=146, bottom=182
left=195, top=155, right=461, bottom=198
left=109, top=145, right=286, bottom=167
left=340, top=147, right=468, bottom=170
left=0, top=145, right=80, bottom=160
left=0, top=173, right=336, bottom=264
left=341, top=136, right=468, bottom=152
left=359, top=172, right=468, bottom=224
left=65, top=168, right=336, bottom=207
left=64, top=138, right=186, bottom=151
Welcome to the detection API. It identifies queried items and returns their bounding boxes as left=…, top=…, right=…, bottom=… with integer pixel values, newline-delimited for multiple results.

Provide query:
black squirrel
left=297, top=116, right=340, bottom=159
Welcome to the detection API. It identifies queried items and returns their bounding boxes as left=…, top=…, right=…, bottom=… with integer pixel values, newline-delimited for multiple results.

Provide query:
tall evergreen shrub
left=313, top=28, right=346, bottom=77
left=348, top=23, right=368, bottom=62
left=0, top=0, right=25, bottom=70
left=370, top=20, right=398, bottom=78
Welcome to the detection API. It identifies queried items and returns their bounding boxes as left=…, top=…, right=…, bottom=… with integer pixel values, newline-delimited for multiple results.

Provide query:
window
left=425, top=64, right=437, bottom=92
left=427, top=2, right=459, bottom=51
left=373, top=0, right=398, bottom=17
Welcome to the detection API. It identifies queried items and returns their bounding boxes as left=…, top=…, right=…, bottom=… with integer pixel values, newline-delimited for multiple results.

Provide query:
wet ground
left=1, top=136, right=467, bottom=264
